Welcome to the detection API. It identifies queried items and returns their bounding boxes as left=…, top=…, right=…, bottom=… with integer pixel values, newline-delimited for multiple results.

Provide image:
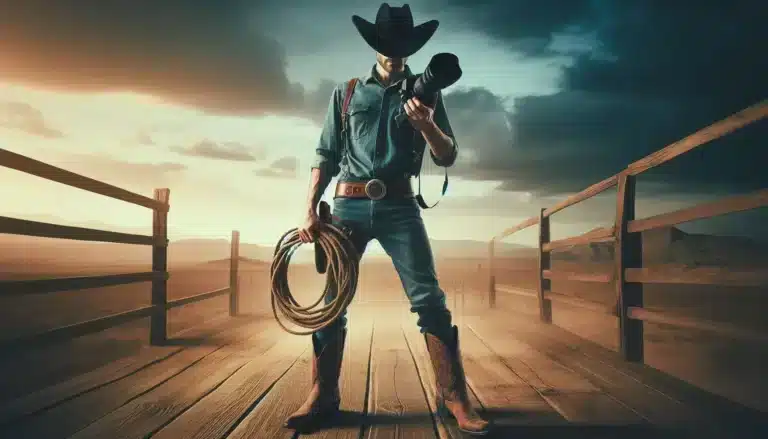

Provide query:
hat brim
left=352, top=15, right=439, bottom=58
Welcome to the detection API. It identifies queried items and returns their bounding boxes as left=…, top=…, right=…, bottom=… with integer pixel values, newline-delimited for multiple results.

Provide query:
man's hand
left=297, top=212, right=323, bottom=243
left=403, top=97, right=435, bottom=131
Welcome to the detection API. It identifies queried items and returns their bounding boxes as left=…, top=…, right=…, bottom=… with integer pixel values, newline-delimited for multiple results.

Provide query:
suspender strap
left=338, top=78, right=358, bottom=167
left=341, top=78, right=358, bottom=126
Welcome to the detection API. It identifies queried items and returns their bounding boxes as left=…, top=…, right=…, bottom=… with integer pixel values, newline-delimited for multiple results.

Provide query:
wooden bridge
left=0, top=100, right=766, bottom=439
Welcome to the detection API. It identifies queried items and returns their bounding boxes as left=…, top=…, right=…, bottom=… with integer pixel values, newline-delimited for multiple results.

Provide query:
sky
left=0, top=0, right=766, bottom=248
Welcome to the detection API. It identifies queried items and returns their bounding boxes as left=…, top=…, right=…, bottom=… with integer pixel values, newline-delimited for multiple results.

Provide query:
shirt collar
left=362, top=64, right=414, bottom=86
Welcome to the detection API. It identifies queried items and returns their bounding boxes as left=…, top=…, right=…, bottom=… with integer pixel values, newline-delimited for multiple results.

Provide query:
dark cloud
left=296, top=79, right=339, bottom=124
left=0, top=102, right=64, bottom=139
left=171, top=140, right=266, bottom=162
left=424, top=0, right=593, bottom=57
left=440, top=0, right=767, bottom=196
left=254, top=156, right=299, bottom=179
left=0, top=0, right=306, bottom=116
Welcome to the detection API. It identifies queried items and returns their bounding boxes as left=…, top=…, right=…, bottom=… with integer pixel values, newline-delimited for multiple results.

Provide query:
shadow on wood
left=483, top=423, right=678, bottom=439
left=290, top=409, right=437, bottom=434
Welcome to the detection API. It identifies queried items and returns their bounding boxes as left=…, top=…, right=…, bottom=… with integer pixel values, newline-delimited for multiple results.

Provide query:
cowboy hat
left=352, top=3, right=439, bottom=58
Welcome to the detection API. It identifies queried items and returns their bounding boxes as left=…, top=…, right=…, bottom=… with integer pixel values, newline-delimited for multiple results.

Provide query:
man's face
left=376, top=52, right=407, bottom=72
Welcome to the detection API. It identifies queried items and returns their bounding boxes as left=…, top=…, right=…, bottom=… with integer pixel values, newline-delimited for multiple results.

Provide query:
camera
left=396, top=53, right=462, bottom=123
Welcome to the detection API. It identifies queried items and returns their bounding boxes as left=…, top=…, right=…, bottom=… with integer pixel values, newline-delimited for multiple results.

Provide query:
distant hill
left=555, top=226, right=768, bottom=267
left=0, top=231, right=530, bottom=272
left=2, top=224, right=765, bottom=273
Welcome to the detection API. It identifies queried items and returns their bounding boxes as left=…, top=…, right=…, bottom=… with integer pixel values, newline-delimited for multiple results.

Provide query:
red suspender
left=340, top=78, right=358, bottom=125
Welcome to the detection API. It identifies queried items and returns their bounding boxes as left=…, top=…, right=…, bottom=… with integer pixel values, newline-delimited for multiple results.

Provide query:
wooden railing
left=489, top=100, right=768, bottom=363
left=0, top=148, right=241, bottom=352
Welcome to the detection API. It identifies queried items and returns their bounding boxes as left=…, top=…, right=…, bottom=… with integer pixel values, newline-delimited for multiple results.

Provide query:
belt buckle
left=365, top=179, right=387, bottom=200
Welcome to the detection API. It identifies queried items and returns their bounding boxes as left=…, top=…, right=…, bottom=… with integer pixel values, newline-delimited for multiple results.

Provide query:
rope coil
left=270, top=222, right=360, bottom=335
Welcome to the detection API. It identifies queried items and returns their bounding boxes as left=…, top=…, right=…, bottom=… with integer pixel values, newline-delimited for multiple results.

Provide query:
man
left=286, top=3, right=489, bottom=436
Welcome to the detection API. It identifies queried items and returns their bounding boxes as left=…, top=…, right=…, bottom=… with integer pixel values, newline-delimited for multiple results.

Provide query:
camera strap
left=413, top=131, right=449, bottom=209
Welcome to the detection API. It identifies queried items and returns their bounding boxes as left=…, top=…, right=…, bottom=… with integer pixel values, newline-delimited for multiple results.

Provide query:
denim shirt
left=311, top=65, right=458, bottom=182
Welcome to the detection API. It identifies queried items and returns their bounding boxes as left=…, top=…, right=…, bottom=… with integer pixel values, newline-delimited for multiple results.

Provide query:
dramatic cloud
left=254, top=156, right=300, bottom=179
left=0, top=101, right=64, bottom=139
left=0, top=0, right=304, bottom=116
left=423, top=0, right=593, bottom=57
left=171, top=140, right=266, bottom=162
left=439, top=0, right=767, bottom=196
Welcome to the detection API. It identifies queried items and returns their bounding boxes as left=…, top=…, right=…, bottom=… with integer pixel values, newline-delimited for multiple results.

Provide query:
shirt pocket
left=347, top=102, right=378, bottom=140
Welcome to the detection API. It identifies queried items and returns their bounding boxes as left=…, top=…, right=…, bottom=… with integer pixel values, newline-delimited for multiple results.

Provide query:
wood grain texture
left=456, top=326, right=565, bottom=427
left=0, top=320, right=263, bottom=439
left=542, top=226, right=615, bottom=252
left=0, top=271, right=164, bottom=296
left=542, top=270, right=613, bottom=283
left=627, top=189, right=768, bottom=234
left=225, top=346, right=314, bottom=439
left=543, top=174, right=619, bottom=217
left=364, top=319, right=436, bottom=439
left=225, top=317, right=375, bottom=439
left=466, top=319, right=645, bottom=425
left=151, top=334, right=305, bottom=439
left=496, top=215, right=538, bottom=240
left=627, top=307, right=768, bottom=344
left=69, top=323, right=278, bottom=439
left=467, top=308, right=766, bottom=437
left=0, top=147, right=164, bottom=210
left=0, top=345, right=182, bottom=425
left=624, top=266, right=768, bottom=287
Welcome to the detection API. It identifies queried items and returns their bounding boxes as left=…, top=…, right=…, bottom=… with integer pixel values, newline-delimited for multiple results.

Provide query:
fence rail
left=489, top=99, right=768, bottom=363
left=0, top=148, right=241, bottom=352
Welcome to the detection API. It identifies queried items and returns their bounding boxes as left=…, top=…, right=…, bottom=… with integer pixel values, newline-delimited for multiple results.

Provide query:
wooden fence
left=488, top=99, right=768, bottom=363
left=0, top=148, right=241, bottom=352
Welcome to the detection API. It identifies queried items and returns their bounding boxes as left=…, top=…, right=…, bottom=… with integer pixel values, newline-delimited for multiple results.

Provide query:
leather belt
left=335, top=179, right=413, bottom=200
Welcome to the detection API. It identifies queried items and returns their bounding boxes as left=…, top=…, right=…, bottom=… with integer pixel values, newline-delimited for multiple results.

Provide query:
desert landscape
left=1, top=225, right=767, bottom=414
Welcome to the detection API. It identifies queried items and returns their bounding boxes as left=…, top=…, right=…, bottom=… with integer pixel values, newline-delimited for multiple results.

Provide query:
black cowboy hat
left=352, top=3, right=439, bottom=58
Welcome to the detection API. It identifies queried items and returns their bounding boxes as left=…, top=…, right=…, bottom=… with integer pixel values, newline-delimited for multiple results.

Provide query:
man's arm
left=304, top=167, right=333, bottom=217
left=306, top=86, right=343, bottom=216
left=423, top=91, right=458, bottom=167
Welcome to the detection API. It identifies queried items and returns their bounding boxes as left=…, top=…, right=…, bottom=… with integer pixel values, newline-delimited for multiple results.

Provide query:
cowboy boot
left=284, top=327, right=346, bottom=430
left=424, top=325, right=490, bottom=436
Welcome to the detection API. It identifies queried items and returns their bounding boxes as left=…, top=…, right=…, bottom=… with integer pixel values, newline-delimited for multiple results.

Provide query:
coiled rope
left=270, top=222, right=360, bottom=335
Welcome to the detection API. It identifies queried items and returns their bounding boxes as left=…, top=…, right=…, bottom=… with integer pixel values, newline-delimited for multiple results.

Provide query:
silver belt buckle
left=365, top=179, right=387, bottom=200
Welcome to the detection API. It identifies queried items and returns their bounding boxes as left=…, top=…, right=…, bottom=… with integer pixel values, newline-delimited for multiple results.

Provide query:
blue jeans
left=313, top=196, right=454, bottom=347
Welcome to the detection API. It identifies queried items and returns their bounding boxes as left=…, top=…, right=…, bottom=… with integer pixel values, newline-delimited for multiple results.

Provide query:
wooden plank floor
left=1, top=308, right=765, bottom=439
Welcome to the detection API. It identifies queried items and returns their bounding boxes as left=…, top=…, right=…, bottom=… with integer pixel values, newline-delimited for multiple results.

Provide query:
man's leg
left=375, top=203, right=490, bottom=435
left=285, top=199, right=371, bottom=430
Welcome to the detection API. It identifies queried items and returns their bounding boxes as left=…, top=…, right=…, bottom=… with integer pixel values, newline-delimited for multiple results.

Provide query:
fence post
left=615, top=173, right=644, bottom=362
left=229, top=230, right=240, bottom=316
left=150, top=188, right=170, bottom=345
left=537, top=208, right=553, bottom=323
left=488, top=239, right=496, bottom=308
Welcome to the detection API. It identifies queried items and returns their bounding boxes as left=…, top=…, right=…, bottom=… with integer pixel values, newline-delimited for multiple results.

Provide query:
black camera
left=403, top=52, right=463, bottom=104
left=396, top=53, right=462, bottom=124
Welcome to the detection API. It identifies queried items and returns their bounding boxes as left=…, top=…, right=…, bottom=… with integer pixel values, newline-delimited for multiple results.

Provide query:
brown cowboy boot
left=284, top=327, right=346, bottom=430
left=425, top=325, right=490, bottom=436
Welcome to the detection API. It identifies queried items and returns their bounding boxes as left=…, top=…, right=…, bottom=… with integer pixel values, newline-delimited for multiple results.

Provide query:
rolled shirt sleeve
left=311, top=85, right=343, bottom=176
left=429, top=91, right=458, bottom=167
